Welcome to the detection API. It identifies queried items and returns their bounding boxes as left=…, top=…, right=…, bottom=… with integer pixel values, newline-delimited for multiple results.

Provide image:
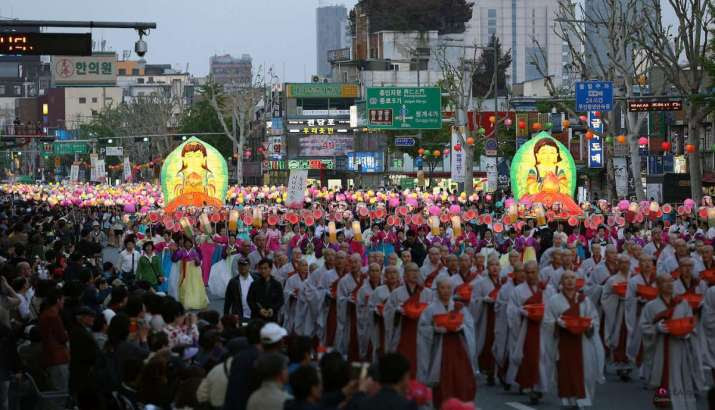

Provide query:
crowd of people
left=0, top=185, right=714, bottom=410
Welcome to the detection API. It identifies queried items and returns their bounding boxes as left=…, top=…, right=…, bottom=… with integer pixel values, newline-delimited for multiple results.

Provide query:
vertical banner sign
left=482, top=156, right=497, bottom=193
left=70, top=164, right=79, bottom=182
left=89, top=153, right=98, bottom=181
left=587, top=111, right=604, bottom=168
left=613, top=157, right=628, bottom=198
left=123, top=157, right=131, bottom=181
left=450, top=127, right=466, bottom=183
left=286, top=169, right=308, bottom=208
left=95, top=159, right=106, bottom=182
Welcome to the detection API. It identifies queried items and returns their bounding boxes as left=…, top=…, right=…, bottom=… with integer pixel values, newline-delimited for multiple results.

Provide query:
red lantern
left=489, top=115, right=496, bottom=124
left=443, top=148, right=450, bottom=156
left=466, top=137, right=475, bottom=145
left=243, top=150, right=252, bottom=159
left=454, top=143, right=462, bottom=152
left=418, top=148, right=425, bottom=155
left=504, top=118, right=513, bottom=127
left=433, top=150, right=441, bottom=157
left=686, top=144, right=696, bottom=154
left=661, top=141, right=672, bottom=151
left=594, top=111, right=601, bottom=118
left=532, top=122, right=542, bottom=131
left=585, top=131, right=594, bottom=140
left=518, top=120, right=526, bottom=129
left=579, top=115, right=588, bottom=123
left=638, top=137, right=648, bottom=145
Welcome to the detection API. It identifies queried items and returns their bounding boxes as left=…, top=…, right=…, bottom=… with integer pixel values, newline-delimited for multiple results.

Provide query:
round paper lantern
left=594, top=111, right=601, bottom=118
left=489, top=115, right=496, bottom=124
left=433, top=150, right=441, bottom=157
left=562, top=119, right=570, bottom=129
left=579, top=115, right=588, bottom=122
left=504, top=118, right=513, bottom=127
left=423, top=150, right=431, bottom=157
left=684, top=198, right=695, bottom=208
left=443, top=148, right=450, bottom=156
left=477, top=127, right=486, bottom=135
left=638, top=137, right=648, bottom=145
left=616, top=135, right=626, bottom=144
left=585, top=131, right=594, bottom=140
left=518, top=120, right=526, bottom=129
left=605, top=135, right=613, bottom=144
left=661, top=141, right=672, bottom=151
left=466, top=137, right=475, bottom=145
left=532, top=122, right=542, bottom=131
left=685, top=144, right=696, bottom=154
left=454, top=143, right=462, bottom=152
left=418, top=148, right=425, bottom=156
left=544, top=122, right=553, bottom=130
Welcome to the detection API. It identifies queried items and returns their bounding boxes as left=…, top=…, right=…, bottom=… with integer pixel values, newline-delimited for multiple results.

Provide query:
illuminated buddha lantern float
left=161, top=137, right=228, bottom=213
left=510, top=131, right=582, bottom=216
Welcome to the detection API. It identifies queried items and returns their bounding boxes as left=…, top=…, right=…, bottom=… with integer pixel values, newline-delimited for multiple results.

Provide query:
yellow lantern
left=451, top=215, right=462, bottom=238
left=180, top=217, right=194, bottom=238
left=229, top=210, right=239, bottom=232
left=534, top=203, right=546, bottom=226
left=200, top=213, right=212, bottom=235
left=430, top=216, right=441, bottom=236
left=352, top=220, right=363, bottom=241
left=328, top=221, right=337, bottom=244
left=252, top=207, right=263, bottom=228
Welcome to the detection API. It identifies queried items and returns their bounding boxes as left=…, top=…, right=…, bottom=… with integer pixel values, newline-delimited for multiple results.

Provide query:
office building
left=209, top=54, right=253, bottom=91
left=316, top=4, right=348, bottom=78
left=465, top=0, right=568, bottom=86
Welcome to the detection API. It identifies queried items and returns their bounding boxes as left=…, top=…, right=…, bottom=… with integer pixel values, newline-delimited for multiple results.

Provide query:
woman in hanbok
left=543, top=270, right=605, bottom=408
left=266, top=224, right=282, bottom=253
left=173, top=237, right=208, bottom=310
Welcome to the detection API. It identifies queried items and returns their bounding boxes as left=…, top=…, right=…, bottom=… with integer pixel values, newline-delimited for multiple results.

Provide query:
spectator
left=224, top=319, right=265, bottom=410
left=285, top=365, right=323, bottom=410
left=39, top=288, right=69, bottom=391
left=69, top=306, right=100, bottom=397
left=355, top=353, right=417, bottom=410
left=247, top=258, right=283, bottom=322
left=247, top=352, right=290, bottom=410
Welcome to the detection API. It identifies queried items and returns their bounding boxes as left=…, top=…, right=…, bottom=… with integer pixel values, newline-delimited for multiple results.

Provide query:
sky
left=1, top=0, right=358, bottom=82
left=2, top=0, right=677, bottom=82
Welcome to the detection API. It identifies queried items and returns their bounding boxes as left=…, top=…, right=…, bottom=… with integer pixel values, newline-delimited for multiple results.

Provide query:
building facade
left=465, top=0, right=567, bottom=87
left=209, top=54, right=252, bottom=91
left=316, top=4, right=349, bottom=78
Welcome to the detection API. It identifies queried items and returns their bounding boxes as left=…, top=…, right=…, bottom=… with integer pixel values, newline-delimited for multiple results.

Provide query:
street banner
left=613, top=157, right=629, bottom=198
left=587, top=111, right=604, bottom=168
left=482, top=156, right=497, bottom=193
left=106, top=146, right=123, bottom=156
left=286, top=169, right=308, bottom=208
left=450, top=127, right=466, bottom=184
left=123, top=157, right=131, bottom=181
left=70, top=164, right=79, bottom=182
left=90, top=153, right=98, bottom=182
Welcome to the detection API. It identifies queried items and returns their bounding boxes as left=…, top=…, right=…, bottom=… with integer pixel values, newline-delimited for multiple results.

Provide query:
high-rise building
left=584, top=0, right=647, bottom=71
left=465, top=0, right=568, bottom=87
left=316, top=4, right=348, bottom=78
left=209, top=54, right=252, bottom=91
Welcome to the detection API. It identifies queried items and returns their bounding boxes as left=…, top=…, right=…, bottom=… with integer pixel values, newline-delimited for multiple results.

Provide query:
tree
left=636, top=0, right=713, bottom=201
left=349, top=0, right=473, bottom=36
left=205, top=70, right=266, bottom=184
left=177, top=86, right=232, bottom=157
left=530, top=0, right=653, bottom=201
left=472, top=35, right=512, bottom=98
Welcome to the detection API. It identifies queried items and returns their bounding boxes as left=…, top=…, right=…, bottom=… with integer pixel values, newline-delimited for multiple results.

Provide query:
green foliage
left=350, top=0, right=473, bottom=35
left=178, top=83, right=233, bottom=157
left=472, top=35, right=512, bottom=98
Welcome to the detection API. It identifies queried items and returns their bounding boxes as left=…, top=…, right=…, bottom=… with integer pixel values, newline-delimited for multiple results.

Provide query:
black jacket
left=403, top=240, right=427, bottom=266
left=224, top=275, right=251, bottom=318
left=355, top=387, right=418, bottom=410
left=247, top=275, right=284, bottom=322
left=224, top=345, right=261, bottom=410
left=69, top=324, right=100, bottom=394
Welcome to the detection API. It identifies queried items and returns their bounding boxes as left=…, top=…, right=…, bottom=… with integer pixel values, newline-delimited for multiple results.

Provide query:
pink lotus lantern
left=617, top=200, right=629, bottom=211
left=428, top=205, right=441, bottom=216
left=449, top=204, right=461, bottom=214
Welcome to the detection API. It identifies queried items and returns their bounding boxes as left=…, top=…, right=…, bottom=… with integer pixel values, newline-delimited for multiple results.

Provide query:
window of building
left=0, top=85, right=5, bottom=95
left=91, top=97, right=98, bottom=103
left=137, top=78, right=145, bottom=84
left=118, top=68, right=127, bottom=75
left=105, top=97, right=114, bottom=105
left=79, top=97, right=87, bottom=104
left=131, top=68, right=140, bottom=75
left=488, top=9, right=497, bottom=18
left=14, top=85, right=21, bottom=96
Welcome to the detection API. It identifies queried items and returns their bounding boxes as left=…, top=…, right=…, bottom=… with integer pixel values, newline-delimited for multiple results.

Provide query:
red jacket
left=39, top=306, right=69, bottom=367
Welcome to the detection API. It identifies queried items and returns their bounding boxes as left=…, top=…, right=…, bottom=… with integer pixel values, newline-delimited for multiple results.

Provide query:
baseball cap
left=260, top=322, right=287, bottom=344
left=92, top=221, right=100, bottom=227
left=238, top=258, right=250, bottom=266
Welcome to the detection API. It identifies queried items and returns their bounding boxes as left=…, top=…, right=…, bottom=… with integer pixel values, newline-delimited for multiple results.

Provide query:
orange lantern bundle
left=403, top=300, right=428, bottom=319
left=682, top=293, right=703, bottom=309
left=701, top=270, right=715, bottom=285
left=267, top=214, right=279, bottom=226
left=665, top=317, right=696, bottom=336
left=524, top=304, right=544, bottom=321
left=455, top=283, right=472, bottom=302
left=286, top=213, right=300, bottom=225
left=562, top=316, right=592, bottom=335
left=411, top=214, right=424, bottom=226
left=636, top=284, right=658, bottom=301
left=149, top=212, right=160, bottom=223
left=433, top=311, right=464, bottom=332
left=313, top=209, right=323, bottom=220
left=575, top=278, right=586, bottom=290
left=242, top=212, right=253, bottom=226
left=612, top=282, right=628, bottom=297
left=304, top=215, right=315, bottom=227
left=228, top=210, right=239, bottom=232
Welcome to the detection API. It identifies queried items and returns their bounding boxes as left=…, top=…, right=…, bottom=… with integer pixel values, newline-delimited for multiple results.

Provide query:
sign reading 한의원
left=366, top=87, right=442, bottom=130
left=51, top=53, right=117, bottom=86
left=394, top=137, right=416, bottom=147
left=575, top=81, right=613, bottom=112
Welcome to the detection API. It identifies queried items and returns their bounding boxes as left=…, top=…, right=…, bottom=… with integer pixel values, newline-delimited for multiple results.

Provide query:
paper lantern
left=504, top=118, right=513, bottom=127
left=544, top=122, right=553, bottom=130
left=252, top=207, right=262, bottom=228
left=466, top=137, right=475, bottom=145
left=451, top=215, right=462, bottom=237
left=562, top=119, right=570, bottom=129
left=433, top=150, right=441, bottom=157
left=579, top=115, right=587, bottom=122
left=532, top=122, right=542, bottom=131
left=638, top=137, right=648, bottom=145
left=594, top=111, right=601, bottom=118
left=518, top=120, right=526, bottom=129
left=477, top=127, right=486, bottom=135
left=489, top=115, right=496, bottom=124
left=686, top=144, right=696, bottom=154
left=585, top=131, right=594, bottom=140
left=662, top=141, right=672, bottom=151
left=443, top=148, right=450, bottom=156
left=616, top=135, right=626, bottom=144
left=424, top=150, right=431, bottom=157
left=200, top=213, right=212, bottom=234
left=454, top=143, right=462, bottom=152
left=605, top=135, right=613, bottom=144
left=418, top=148, right=425, bottom=155
left=429, top=216, right=440, bottom=236
left=328, top=221, right=337, bottom=243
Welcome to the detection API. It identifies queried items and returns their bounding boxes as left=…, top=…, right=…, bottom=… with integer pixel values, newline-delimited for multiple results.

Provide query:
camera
left=135, top=39, right=147, bottom=57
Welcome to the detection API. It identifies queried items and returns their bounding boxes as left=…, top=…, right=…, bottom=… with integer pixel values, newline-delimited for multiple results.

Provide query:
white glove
left=557, top=318, right=566, bottom=328
left=520, top=308, right=529, bottom=317
left=656, top=321, right=669, bottom=334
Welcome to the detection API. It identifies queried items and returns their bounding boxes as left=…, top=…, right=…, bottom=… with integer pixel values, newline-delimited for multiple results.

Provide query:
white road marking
left=505, top=402, right=536, bottom=410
